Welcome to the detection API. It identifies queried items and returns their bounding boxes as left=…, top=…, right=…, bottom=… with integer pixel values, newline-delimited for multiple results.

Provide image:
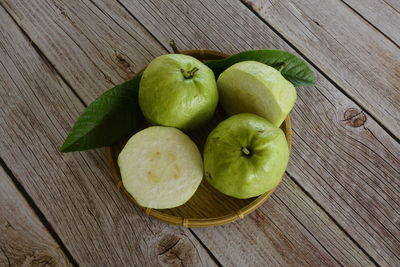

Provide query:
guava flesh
left=118, top=126, right=203, bottom=208
left=217, top=61, right=296, bottom=127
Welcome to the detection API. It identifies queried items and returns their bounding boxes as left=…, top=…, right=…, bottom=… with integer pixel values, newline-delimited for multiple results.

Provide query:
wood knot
left=116, top=54, right=131, bottom=69
left=343, top=108, right=366, bottom=127
left=24, top=254, right=57, bottom=266
left=115, top=54, right=135, bottom=78
left=157, top=234, right=194, bottom=266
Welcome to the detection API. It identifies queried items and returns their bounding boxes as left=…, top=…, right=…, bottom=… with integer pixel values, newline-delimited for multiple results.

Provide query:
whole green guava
left=203, top=113, right=289, bottom=199
left=139, top=54, right=218, bottom=131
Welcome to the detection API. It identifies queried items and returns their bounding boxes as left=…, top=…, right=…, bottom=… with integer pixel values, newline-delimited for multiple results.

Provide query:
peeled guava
left=217, top=61, right=297, bottom=127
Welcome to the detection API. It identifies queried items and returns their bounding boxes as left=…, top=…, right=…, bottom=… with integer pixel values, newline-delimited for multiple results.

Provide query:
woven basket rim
left=106, top=49, right=292, bottom=227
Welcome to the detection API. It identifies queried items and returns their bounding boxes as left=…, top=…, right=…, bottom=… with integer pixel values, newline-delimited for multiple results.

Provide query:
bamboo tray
left=106, top=50, right=292, bottom=227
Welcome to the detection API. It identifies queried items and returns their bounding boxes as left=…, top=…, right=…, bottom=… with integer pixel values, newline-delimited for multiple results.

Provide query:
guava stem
left=169, top=40, right=180, bottom=53
left=181, top=67, right=199, bottom=79
left=242, top=147, right=251, bottom=156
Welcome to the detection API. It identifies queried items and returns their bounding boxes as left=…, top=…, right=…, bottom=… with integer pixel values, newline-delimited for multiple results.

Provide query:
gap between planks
left=239, top=0, right=399, bottom=144
left=0, top=0, right=389, bottom=263
left=91, top=4, right=396, bottom=264
left=338, top=0, right=400, bottom=49
left=0, top=10, right=80, bottom=266
left=285, top=172, right=379, bottom=266
left=0, top=3, right=221, bottom=266
left=0, top=0, right=394, bottom=266
left=0, top=0, right=365, bottom=241
left=110, top=0, right=400, bottom=264
left=110, top=0, right=170, bottom=52
left=0, top=157, right=78, bottom=266
left=0, top=3, right=218, bottom=265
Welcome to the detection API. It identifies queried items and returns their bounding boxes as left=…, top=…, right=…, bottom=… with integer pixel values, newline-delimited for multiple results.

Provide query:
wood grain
left=194, top=176, right=375, bottom=266
left=118, top=0, right=400, bottom=139
left=0, top=0, right=378, bottom=265
left=0, top=0, right=164, bottom=102
left=242, top=0, right=400, bottom=139
left=0, top=166, right=71, bottom=266
left=288, top=73, right=400, bottom=266
left=341, top=0, right=400, bottom=45
left=0, top=5, right=217, bottom=267
left=112, top=0, right=400, bottom=265
left=1, top=0, right=398, bottom=265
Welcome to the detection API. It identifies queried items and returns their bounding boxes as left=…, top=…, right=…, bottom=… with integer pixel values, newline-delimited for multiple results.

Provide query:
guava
left=139, top=54, right=218, bottom=131
left=118, top=126, right=203, bottom=208
left=203, top=113, right=289, bottom=199
left=217, top=61, right=296, bottom=127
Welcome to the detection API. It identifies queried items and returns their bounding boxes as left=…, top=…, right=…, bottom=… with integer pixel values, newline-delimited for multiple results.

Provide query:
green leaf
left=60, top=74, right=143, bottom=152
left=205, top=50, right=315, bottom=87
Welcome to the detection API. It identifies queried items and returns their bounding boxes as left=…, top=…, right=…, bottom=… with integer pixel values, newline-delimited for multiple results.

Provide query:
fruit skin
left=118, top=126, right=203, bottom=209
left=139, top=54, right=218, bottom=131
left=217, top=61, right=296, bottom=127
left=203, top=113, right=289, bottom=199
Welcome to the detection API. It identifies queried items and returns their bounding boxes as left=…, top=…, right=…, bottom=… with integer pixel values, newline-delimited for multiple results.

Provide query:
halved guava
left=118, top=126, right=203, bottom=209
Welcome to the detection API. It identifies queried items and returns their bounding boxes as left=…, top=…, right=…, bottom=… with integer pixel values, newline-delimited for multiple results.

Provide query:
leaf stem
left=278, top=63, right=285, bottom=72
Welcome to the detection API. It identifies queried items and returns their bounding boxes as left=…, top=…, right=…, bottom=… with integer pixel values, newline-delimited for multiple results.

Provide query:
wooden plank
left=121, top=0, right=400, bottom=139
left=0, top=6, right=217, bottom=267
left=108, top=0, right=400, bottom=265
left=288, top=76, right=400, bottom=266
left=0, top=0, right=164, bottom=102
left=195, top=177, right=375, bottom=266
left=0, top=0, right=378, bottom=265
left=0, top=166, right=71, bottom=266
left=341, top=0, right=400, bottom=45
left=242, top=0, right=400, bottom=139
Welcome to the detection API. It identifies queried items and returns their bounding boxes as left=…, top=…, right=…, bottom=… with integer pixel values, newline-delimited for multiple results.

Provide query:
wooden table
left=1, top=0, right=399, bottom=266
